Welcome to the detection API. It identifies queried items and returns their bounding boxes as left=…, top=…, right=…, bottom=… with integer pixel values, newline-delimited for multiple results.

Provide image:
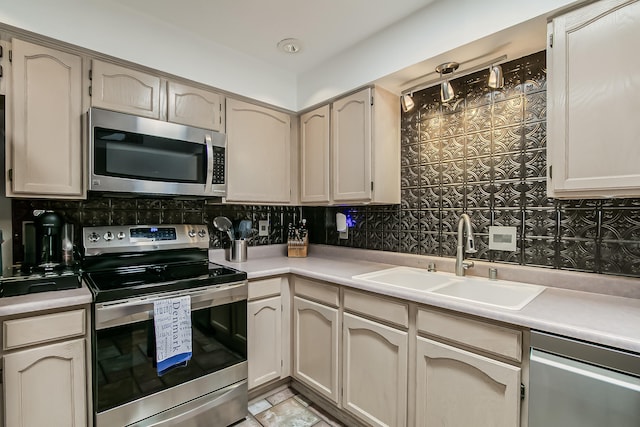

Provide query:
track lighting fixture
left=436, top=62, right=459, bottom=103
left=488, top=64, right=504, bottom=89
left=401, top=93, right=415, bottom=112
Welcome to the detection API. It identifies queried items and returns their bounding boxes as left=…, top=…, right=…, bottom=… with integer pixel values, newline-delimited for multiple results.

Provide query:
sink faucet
left=456, top=213, right=477, bottom=276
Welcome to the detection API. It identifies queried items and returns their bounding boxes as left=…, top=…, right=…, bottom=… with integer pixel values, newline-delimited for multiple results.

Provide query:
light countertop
left=212, top=244, right=640, bottom=354
left=0, top=280, right=93, bottom=317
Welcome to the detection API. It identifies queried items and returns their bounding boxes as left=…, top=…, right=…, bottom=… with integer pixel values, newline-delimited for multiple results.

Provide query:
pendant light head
left=436, top=62, right=459, bottom=103
left=401, top=94, right=415, bottom=112
left=488, top=64, right=504, bottom=89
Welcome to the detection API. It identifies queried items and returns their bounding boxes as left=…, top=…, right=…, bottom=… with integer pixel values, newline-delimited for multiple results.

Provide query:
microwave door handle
left=205, top=134, right=214, bottom=193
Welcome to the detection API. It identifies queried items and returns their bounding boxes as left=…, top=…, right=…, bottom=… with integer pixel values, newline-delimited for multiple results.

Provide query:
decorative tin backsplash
left=304, top=51, right=640, bottom=278
left=11, top=197, right=300, bottom=263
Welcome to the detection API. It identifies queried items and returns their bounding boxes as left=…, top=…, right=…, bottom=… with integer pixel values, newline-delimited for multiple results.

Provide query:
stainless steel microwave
left=88, top=108, right=226, bottom=197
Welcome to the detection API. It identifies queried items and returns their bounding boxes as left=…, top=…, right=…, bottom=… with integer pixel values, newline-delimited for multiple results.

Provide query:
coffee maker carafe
left=34, top=210, right=63, bottom=268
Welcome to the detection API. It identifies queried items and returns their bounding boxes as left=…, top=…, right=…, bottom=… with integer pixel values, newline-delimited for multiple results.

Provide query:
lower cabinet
left=342, top=312, right=408, bottom=427
left=2, top=308, right=88, bottom=427
left=247, top=277, right=289, bottom=390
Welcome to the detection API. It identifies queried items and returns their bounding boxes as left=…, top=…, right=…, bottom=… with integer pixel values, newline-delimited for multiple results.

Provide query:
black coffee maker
left=34, top=210, right=64, bottom=269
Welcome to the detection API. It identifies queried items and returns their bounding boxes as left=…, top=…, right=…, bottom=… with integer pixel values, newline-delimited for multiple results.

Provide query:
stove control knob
left=198, top=229, right=207, bottom=238
left=104, top=231, right=114, bottom=241
left=188, top=229, right=197, bottom=238
left=88, top=232, right=100, bottom=242
left=117, top=231, right=126, bottom=240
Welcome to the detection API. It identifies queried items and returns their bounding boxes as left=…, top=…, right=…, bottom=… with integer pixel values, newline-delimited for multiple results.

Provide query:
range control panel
left=83, top=224, right=209, bottom=256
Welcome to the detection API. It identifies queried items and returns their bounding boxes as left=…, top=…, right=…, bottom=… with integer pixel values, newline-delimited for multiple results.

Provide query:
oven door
left=93, top=281, right=247, bottom=427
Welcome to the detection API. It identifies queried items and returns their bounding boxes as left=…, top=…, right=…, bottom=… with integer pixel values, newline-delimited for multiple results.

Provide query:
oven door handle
left=94, top=281, right=247, bottom=330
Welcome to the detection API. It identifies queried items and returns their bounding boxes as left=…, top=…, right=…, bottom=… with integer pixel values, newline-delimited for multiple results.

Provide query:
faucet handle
left=462, top=260, right=474, bottom=270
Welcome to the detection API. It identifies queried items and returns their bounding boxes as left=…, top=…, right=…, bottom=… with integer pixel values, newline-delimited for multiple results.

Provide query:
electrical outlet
left=258, top=220, right=269, bottom=237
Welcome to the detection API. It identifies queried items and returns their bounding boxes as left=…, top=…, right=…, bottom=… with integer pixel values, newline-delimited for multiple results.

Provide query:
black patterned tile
left=441, top=161, right=465, bottom=185
left=441, top=210, right=464, bottom=234
left=420, top=116, right=441, bottom=142
left=441, top=111, right=465, bottom=137
left=524, top=208, right=557, bottom=238
left=466, top=131, right=492, bottom=158
left=493, top=126, right=523, bottom=155
left=558, top=239, right=597, bottom=272
left=493, top=209, right=523, bottom=231
left=523, top=149, right=547, bottom=179
left=161, top=199, right=183, bottom=210
left=560, top=208, right=598, bottom=239
left=401, top=143, right=421, bottom=167
left=365, top=230, right=382, bottom=250
left=415, top=86, right=441, bottom=118
left=400, top=210, right=420, bottom=232
left=522, top=179, right=554, bottom=208
left=493, top=96, right=524, bottom=128
left=137, top=210, right=161, bottom=225
left=523, top=51, right=547, bottom=93
left=182, top=200, right=202, bottom=211
left=464, top=70, right=493, bottom=108
left=465, top=105, right=492, bottom=134
left=382, top=229, right=400, bottom=252
left=493, top=181, right=523, bottom=208
left=492, top=244, right=522, bottom=264
left=420, top=163, right=440, bottom=187
left=111, top=210, right=136, bottom=226
left=162, top=210, right=183, bottom=224
left=440, top=232, right=457, bottom=257
left=523, top=237, right=555, bottom=267
left=600, top=242, right=640, bottom=277
left=600, top=208, right=640, bottom=241
left=399, top=231, right=420, bottom=254
left=83, top=209, right=111, bottom=226
left=441, top=95, right=465, bottom=115
left=420, top=186, right=441, bottom=210
left=465, top=183, right=493, bottom=209
left=401, top=187, right=421, bottom=210
left=401, top=112, right=420, bottom=146
left=420, top=139, right=441, bottom=164
left=493, top=61, right=524, bottom=102
left=441, top=185, right=465, bottom=209
left=183, top=211, right=203, bottom=224
left=468, top=234, right=491, bottom=261
left=465, top=156, right=492, bottom=183
left=469, top=210, right=492, bottom=235
left=601, top=198, right=640, bottom=208
left=366, top=209, right=384, bottom=231
left=83, top=197, right=111, bottom=210
left=441, top=136, right=465, bottom=161
left=401, top=165, right=421, bottom=189
left=524, top=92, right=546, bottom=123
left=523, top=122, right=547, bottom=150
left=420, top=232, right=440, bottom=256
left=419, top=209, right=440, bottom=233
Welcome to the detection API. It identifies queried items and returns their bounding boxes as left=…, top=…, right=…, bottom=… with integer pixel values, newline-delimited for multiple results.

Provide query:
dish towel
left=153, top=295, right=192, bottom=376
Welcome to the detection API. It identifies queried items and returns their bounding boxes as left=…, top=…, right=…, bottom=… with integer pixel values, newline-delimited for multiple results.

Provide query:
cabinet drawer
left=343, top=289, right=408, bottom=328
left=249, top=277, right=282, bottom=301
left=4, top=309, right=86, bottom=350
left=294, top=277, right=339, bottom=307
left=417, top=308, right=522, bottom=362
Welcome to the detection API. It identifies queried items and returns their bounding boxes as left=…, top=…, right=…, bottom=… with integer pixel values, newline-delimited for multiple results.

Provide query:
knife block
left=287, top=235, right=308, bottom=258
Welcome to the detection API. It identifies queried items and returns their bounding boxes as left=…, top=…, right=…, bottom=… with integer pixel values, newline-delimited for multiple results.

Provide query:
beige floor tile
left=293, top=394, right=312, bottom=407
left=254, top=397, right=320, bottom=427
left=232, top=415, right=262, bottom=426
left=266, top=387, right=296, bottom=406
left=248, top=398, right=272, bottom=416
left=307, top=405, right=344, bottom=427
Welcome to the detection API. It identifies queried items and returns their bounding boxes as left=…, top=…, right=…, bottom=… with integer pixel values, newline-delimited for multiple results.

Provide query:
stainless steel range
left=82, top=224, right=248, bottom=427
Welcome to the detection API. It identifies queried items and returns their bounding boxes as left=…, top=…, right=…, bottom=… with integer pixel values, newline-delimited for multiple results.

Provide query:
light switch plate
left=258, top=220, right=269, bottom=237
left=489, top=226, right=517, bottom=251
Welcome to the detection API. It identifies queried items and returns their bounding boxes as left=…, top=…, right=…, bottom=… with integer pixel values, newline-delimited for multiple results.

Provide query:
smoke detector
left=277, top=38, right=302, bottom=54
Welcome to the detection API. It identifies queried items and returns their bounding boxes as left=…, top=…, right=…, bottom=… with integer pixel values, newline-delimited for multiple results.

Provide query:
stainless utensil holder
left=227, top=239, right=248, bottom=263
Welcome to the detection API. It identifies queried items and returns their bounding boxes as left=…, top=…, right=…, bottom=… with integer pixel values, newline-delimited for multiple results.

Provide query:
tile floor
left=233, top=387, right=344, bottom=427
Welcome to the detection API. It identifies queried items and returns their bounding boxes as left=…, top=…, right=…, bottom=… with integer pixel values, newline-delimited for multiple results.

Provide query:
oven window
left=93, top=127, right=206, bottom=183
left=94, top=300, right=247, bottom=413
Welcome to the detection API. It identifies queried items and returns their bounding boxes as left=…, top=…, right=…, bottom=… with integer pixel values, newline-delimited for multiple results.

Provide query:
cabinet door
left=332, top=88, right=372, bottom=202
left=342, top=312, right=408, bottom=427
left=9, top=39, right=83, bottom=198
left=248, top=295, right=282, bottom=389
left=167, top=81, right=224, bottom=131
left=300, top=105, right=330, bottom=203
left=225, top=98, right=291, bottom=203
left=293, top=296, right=339, bottom=403
left=415, top=337, right=521, bottom=427
left=91, top=59, right=161, bottom=119
left=4, top=338, right=87, bottom=427
left=547, top=0, right=640, bottom=197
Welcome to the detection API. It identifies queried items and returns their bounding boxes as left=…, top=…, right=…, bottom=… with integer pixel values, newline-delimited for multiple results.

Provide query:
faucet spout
left=456, top=213, right=476, bottom=276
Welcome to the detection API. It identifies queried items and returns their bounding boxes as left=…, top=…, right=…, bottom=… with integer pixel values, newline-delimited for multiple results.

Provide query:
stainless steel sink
left=352, top=266, right=545, bottom=310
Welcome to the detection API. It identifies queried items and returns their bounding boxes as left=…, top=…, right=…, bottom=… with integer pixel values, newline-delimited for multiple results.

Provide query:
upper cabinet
left=90, top=59, right=162, bottom=119
left=225, top=98, right=292, bottom=203
left=300, top=86, right=400, bottom=205
left=7, top=38, right=84, bottom=198
left=547, top=0, right=640, bottom=198
left=91, top=60, right=224, bottom=131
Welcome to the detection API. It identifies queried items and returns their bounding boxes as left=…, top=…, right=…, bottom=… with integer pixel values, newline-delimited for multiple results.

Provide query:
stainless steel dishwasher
left=529, top=331, right=640, bottom=427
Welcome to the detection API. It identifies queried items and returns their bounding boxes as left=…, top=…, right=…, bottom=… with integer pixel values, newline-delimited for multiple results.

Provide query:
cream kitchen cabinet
left=0, top=40, right=10, bottom=95
left=225, top=98, right=292, bottom=203
left=342, top=290, right=409, bottom=427
left=547, top=0, right=640, bottom=198
left=167, top=80, right=224, bottom=131
left=415, top=308, right=523, bottom=427
left=6, top=38, right=84, bottom=198
left=247, top=276, right=290, bottom=390
left=331, top=87, right=400, bottom=204
left=3, top=308, right=88, bottom=427
left=90, top=59, right=162, bottom=119
left=292, top=278, right=340, bottom=403
left=300, top=105, right=331, bottom=203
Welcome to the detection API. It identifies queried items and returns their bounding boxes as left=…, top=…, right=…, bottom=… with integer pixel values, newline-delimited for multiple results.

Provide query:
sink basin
left=428, top=278, right=545, bottom=310
left=352, top=267, right=457, bottom=291
left=352, top=266, right=545, bottom=310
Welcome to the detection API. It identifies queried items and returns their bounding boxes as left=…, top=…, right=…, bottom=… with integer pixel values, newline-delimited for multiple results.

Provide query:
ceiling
left=109, top=0, right=439, bottom=74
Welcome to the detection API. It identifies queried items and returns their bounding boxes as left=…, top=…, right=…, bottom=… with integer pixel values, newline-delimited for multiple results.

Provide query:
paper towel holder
left=336, top=213, right=348, bottom=239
